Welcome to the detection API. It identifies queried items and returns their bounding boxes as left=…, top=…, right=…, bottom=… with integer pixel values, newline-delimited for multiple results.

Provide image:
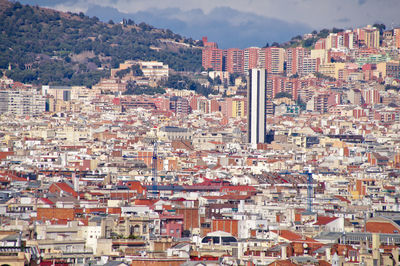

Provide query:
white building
left=0, top=89, right=45, bottom=115
left=247, top=68, right=267, bottom=145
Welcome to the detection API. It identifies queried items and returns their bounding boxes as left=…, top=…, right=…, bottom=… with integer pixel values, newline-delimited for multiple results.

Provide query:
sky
left=19, top=0, right=400, bottom=48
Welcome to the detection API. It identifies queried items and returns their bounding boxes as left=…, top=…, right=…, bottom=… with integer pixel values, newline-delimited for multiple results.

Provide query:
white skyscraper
left=247, top=68, right=267, bottom=145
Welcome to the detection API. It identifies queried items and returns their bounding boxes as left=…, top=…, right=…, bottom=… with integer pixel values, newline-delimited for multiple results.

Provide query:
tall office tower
left=247, top=68, right=267, bottom=145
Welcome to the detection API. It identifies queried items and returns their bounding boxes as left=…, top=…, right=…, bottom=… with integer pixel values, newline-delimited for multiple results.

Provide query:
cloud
left=18, top=0, right=400, bottom=46
left=20, top=0, right=400, bottom=29
left=85, top=5, right=311, bottom=48
left=336, top=18, right=350, bottom=23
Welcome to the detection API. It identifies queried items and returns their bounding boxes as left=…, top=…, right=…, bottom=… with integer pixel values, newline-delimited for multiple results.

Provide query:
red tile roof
left=134, top=199, right=158, bottom=206
left=220, top=185, right=256, bottom=193
left=53, top=182, right=78, bottom=197
left=334, top=195, right=351, bottom=204
left=39, top=198, right=54, bottom=205
left=313, top=216, right=338, bottom=226
left=272, top=230, right=320, bottom=244
left=366, top=220, right=400, bottom=234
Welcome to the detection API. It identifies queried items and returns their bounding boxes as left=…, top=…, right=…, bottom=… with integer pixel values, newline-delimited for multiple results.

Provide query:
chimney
left=325, top=247, right=331, bottom=262
left=73, top=172, right=79, bottom=200
left=372, top=233, right=380, bottom=261
left=281, top=245, right=287, bottom=260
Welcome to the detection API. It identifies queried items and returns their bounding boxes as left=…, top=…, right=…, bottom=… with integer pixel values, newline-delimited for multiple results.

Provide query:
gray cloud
left=20, top=0, right=400, bottom=28
left=336, top=18, right=350, bottom=23
left=19, top=0, right=400, bottom=47
left=85, top=5, right=311, bottom=48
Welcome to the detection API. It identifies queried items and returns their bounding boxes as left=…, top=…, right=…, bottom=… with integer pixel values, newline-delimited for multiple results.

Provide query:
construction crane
left=119, top=141, right=161, bottom=198
left=149, top=141, right=158, bottom=198
left=305, top=168, right=313, bottom=213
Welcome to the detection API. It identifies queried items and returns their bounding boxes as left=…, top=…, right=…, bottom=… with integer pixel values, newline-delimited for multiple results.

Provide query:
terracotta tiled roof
left=54, top=182, right=78, bottom=197
left=272, top=230, right=319, bottom=244
left=334, top=195, right=351, bottom=204
left=313, top=216, right=338, bottom=226
left=39, top=198, right=54, bottom=205
left=220, top=185, right=256, bottom=192
left=134, top=199, right=158, bottom=206
left=366, top=219, right=400, bottom=234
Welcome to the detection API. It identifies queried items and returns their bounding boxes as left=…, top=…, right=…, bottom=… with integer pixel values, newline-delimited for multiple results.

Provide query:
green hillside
left=0, top=0, right=202, bottom=87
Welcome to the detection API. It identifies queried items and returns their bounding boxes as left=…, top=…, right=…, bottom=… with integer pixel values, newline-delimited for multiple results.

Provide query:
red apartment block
left=225, top=48, right=244, bottom=74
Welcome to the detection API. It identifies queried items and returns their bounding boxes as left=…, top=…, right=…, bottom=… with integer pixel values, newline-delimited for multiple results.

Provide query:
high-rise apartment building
left=170, top=96, right=190, bottom=115
left=225, top=48, right=244, bottom=74
left=307, top=93, right=329, bottom=113
left=264, top=47, right=285, bottom=75
left=300, top=58, right=319, bottom=76
left=247, top=69, right=267, bottom=145
left=394, top=28, right=400, bottom=49
left=202, top=48, right=224, bottom=71
left=0, top=90, right=45, bottom=115
left=244, top=47, right=261, bottom=73
left=357, top=25, right=380, bottom=48
left=362, top=89, right=381, bottom=105
left=286, top=47, right=310, bottom=76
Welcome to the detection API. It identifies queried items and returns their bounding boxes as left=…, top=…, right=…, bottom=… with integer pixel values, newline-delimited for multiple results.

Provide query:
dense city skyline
left=2, top=1, right=400, bottom=265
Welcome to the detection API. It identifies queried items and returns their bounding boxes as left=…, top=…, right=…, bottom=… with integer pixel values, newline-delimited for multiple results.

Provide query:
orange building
left=211, top=219, right=239, bottom=237
left=37, top=208, right=75, bottom=220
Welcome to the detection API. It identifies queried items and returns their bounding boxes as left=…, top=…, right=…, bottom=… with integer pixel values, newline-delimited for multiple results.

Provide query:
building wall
left=212, top=219, right=239, bottom=237
left=176, top=208, right=199, bottom=231
left=0, top=90, right=45, bottom=115
left=394, top=28, right=400, bottom=49
left=226, top=48, right=244, bottom=74
left=131, top=259, right=187, bottom=266
left=202, top=48, right=223, bottom=71
left=264, top=47, right=285, bottom=74
left=37, top=208, right=75, bottom=220
left=244, top=47, right=260, bottom=73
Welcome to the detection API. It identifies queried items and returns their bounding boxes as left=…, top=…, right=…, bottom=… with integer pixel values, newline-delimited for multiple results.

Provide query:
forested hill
left=0, top=0, right=203, bottom=87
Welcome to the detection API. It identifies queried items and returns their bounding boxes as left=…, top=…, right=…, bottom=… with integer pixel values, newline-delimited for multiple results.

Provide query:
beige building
left=311, top=49, right=328, bottom=65
left=318, top=63, right=345, bottom=79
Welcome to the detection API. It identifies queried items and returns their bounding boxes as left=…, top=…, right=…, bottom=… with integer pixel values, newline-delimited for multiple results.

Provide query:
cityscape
left=1, top=1, right=400, bottom=266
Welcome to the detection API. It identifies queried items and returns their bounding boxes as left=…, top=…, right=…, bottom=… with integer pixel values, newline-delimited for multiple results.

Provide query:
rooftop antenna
left=306, top=166, right=313, bottom=213
left=150, top=141, right=158, bottom=198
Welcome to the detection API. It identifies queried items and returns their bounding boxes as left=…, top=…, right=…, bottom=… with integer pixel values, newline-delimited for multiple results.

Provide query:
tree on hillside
left=373, top=23, right=386, bottom=34
left=275, top=92, right=292, bottom=99
left=0, top=1, right=202, bottom=86
left=318, top=29, right=330, bottom=38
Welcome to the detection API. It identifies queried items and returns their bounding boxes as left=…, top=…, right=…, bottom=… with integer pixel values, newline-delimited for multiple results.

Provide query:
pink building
left=244, top=47, right=260, bottom=72
left=264, top=47, right=285, bottom=74
left=286, top=47, right=310, bottom=76
left=225, top=48, right=244, bottom=74
left=362, top=89, right=380, bottom=105
left=202, top=48, right=224, bottom=71
left=160, top=214, right=184, bottom=238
